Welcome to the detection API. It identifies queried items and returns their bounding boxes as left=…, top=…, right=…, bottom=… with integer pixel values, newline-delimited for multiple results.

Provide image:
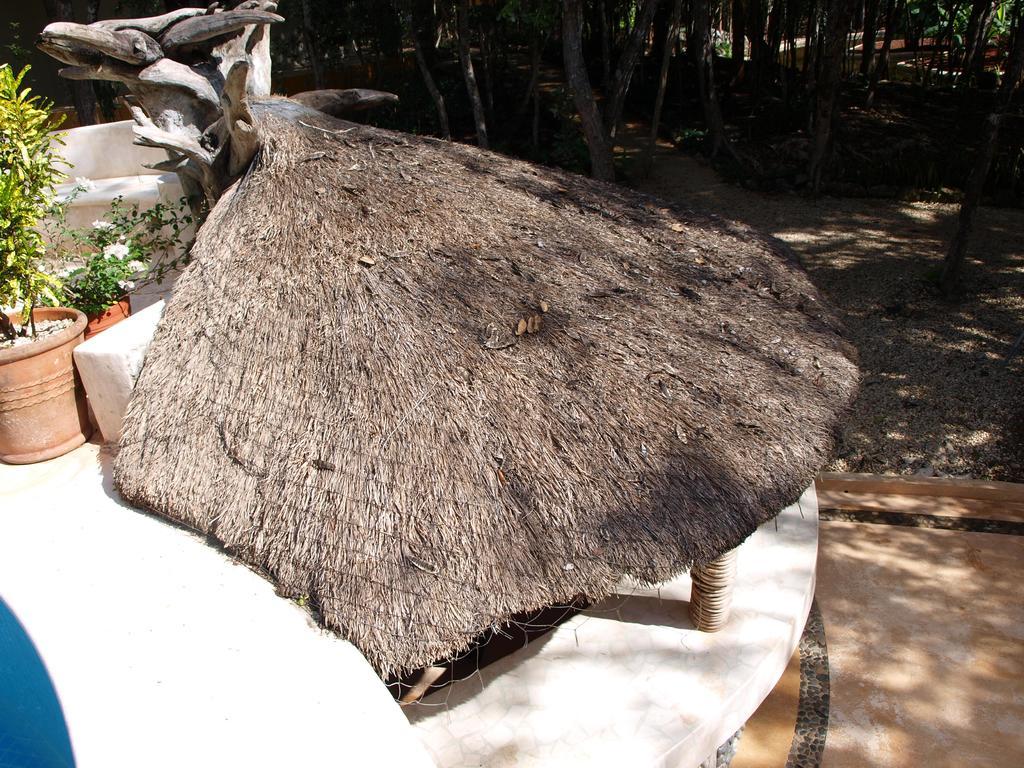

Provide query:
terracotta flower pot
left=85, top=299, right=131, bottom=339
left=0, top=308, right=93, bottom=464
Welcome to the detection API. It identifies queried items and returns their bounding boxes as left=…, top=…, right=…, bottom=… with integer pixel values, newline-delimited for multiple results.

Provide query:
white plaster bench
left=51, top=120, right=183, bottom=235
left=49, top=121, right=192, bottom=312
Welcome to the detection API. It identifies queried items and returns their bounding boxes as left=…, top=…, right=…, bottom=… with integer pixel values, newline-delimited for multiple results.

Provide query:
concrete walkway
left=731, top=485, right=1024, bottom=767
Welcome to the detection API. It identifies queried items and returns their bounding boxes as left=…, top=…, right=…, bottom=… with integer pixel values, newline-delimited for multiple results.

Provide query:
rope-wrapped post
left=688, top=548, right=738, bottom=632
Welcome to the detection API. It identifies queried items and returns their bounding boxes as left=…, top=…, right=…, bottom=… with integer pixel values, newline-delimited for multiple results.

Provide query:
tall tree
left=732, top=0, right=748, bottom=72
left=941, top=1, right=1024, bottom=294
left=603, top=0, right=661, bottom=138
left=692, top=0, right=733, bottom=158
left=643, top=0, right=685, bottom=173
left=300, top=0, right=326, bottom=90
left=410, top=0, right=439, bottom=65
left=961, top=0, right=996, bottom=83
left=866, top=0, right=901, bottom=106
left=562, top=0, right=615, bottom=180
left=411, top=22, right=451, bottom=139
left=860, top=0, right=881, bottom=76
left=808, top=0, right=855, bottom=192
left=457, top=0, right=489, bottom=149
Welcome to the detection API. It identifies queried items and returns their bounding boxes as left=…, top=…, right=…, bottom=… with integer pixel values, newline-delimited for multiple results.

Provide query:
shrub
left=58, top=195, right=194, bottom=316
left=0, top=63, right=65, bottom=338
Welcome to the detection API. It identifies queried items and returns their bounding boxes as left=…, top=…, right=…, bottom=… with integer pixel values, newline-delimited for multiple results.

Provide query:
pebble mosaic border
left=726, top=502, right=1020, bottom=768
left=715, top=599, right=830, bottom=768
left=785, top=599, right=830, bottom=768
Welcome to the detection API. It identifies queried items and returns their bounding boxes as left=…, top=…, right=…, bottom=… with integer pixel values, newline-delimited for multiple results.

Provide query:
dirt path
left=625, top=143, right=1023, bottom=481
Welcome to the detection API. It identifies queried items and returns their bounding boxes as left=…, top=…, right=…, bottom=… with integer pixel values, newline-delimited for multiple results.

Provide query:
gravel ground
left=631, top=149, right=1023, bottom=482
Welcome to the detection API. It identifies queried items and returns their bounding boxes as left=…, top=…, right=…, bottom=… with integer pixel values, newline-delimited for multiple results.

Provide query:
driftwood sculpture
left=38, top=1, right=397, bottom=215
left=41, top=8, right=858, bottom=678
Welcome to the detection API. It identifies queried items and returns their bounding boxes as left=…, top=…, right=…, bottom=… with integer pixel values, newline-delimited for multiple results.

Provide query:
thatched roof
left=114, top=100, right=858, bottom=677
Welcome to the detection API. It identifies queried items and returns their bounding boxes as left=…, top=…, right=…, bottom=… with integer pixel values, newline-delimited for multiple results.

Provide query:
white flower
left=91, top=220, right=115, bottom=230
left=127, top=260, right=147, bottom=273
left=103, top=243, right=130, bottom=260
left=118, top=280, right=135, bottom=291
left=74, top=177, right=96, bottom=191
left=57, top=266, right=76, bottom=278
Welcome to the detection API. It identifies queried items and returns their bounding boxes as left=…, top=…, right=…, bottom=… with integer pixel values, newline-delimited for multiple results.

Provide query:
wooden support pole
left=689, top=548, right=738, bottom=632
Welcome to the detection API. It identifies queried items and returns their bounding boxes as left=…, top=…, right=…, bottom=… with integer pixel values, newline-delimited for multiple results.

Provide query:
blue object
left=0, top=597, right=75, bottom=768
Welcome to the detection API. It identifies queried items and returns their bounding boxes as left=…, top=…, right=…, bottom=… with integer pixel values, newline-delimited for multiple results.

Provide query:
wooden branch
left=132, top=123, right=214, bottom=167
left=399, top=666, right=446, bottom=704
left=147, top=157, right=191, bottom=174
left=39, top=2, right=281, bottom=217
left=59, top=57, right=219, bottom=115
left=58, top=60, right=142, bottom=84
left=93, top=8, right=206, bottom=36
left=159, top=9, right=283, bottom=54
left=133, top=122, right=220, bottom=203
left=220, top=60, right=259, bottom=178
left=37, top=39, right=103, bottom=67
left=291, top=88, right=399, bottom=117
left=241, top=19, right=272, bottom=96
left=137, top=59, right=219, bottom=108
left=39, top=21, right=162, bottom=66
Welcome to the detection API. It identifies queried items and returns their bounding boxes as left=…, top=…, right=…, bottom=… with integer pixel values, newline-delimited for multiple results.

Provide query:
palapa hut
left=41, top=5, right=858, bottom=679
left=113, top=101, right=858, bottom=676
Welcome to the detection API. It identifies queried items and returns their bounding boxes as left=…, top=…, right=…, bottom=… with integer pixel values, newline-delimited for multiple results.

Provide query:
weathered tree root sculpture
left=39, top=1, right=397, bottom=216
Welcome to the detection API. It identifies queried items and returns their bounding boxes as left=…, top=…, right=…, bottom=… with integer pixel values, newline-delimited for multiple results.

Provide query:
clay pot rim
left=0, top=307, right=88, bottom=366
left=87, top=298, right=131, bottom=322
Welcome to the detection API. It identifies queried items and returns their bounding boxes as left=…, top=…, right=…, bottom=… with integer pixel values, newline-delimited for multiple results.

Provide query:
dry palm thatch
left=114, top=99, right=858, bottom=677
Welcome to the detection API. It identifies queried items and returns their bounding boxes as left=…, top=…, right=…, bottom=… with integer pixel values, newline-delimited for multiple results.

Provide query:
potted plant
left=57, top=195, right=194, bottom=338
left=0, top=63, right=91, bottom=464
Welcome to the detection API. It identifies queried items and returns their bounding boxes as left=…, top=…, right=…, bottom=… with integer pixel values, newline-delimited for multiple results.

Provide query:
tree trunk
left=479, top=20, right=496, bottom=129
left=457, top=0, right=489, bottom=149
left=960, top=0, right=993, bottom=81
left=746, top=0, right=767, bottom=88
left=532, top=79, right=541, bottom=155
left=412, top=29, right=450, bottom=139
left=732, top=0, right=747, bottom=71
left=513, top=28, right=547, bottom=135
left=940, top=0, right=965, bottom=82
left=603, top=0, right=661, bottom=139
left=783, top=1, right=799, bottom=102
left=692, top=0, right=732, bottom=159
left=643, top=0, right=684, bottom=173
left=860, top=0, right=880, bottom=75
left=650, top=0, right=672, bottom=75
left=562, top=0, right=615, bottom=180
left=42, top=0, right=97, bottom=125
left=411, top=0, right=438, bottom=66
left=764, top=0, right=785, bottom=87
left=803, top=0, right=820, bottom=80
left=927, top=0, right=962, bottom=84
left=941, top=2, right=1024, bottom=294
left=599, top=0, right=613, bottom=95
left=866, top=0, right=900, bottom=105
left=966, top=3, right=997, bottom=82
left=808, top=0, right=855, bottom=193
left=300, top=0, right=326, bottom=90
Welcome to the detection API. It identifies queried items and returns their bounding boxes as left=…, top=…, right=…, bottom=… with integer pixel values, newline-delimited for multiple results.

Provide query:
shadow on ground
left=628, top=144, right=1024, bottom=481
left=815, top=520, right=1024, bottom=766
